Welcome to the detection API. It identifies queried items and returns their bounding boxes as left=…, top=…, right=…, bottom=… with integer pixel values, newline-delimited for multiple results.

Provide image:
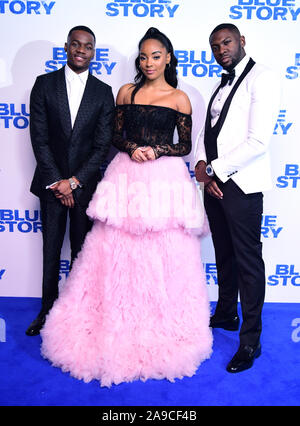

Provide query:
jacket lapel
left=204, top=58, right=256, bottom=163
left=71, top=74, right=96, bottom=140
left=216, top=58, right=256, bottom=133
left=56, top=66, right=72, bottom=139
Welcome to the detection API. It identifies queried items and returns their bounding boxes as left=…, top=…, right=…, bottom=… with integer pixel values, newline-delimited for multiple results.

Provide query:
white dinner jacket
left=194, top=58, right=281, bottom=194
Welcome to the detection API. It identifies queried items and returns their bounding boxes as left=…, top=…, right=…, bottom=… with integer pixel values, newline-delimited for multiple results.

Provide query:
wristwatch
left=68, top=177, right=78, bottom=190
left=206, top=164, right=215, bottom=177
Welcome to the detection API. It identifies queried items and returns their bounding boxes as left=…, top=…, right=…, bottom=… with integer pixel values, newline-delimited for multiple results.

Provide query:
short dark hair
left=67, top=25, right=96, bottom=43
left=209, top=23, right=241, bottom=40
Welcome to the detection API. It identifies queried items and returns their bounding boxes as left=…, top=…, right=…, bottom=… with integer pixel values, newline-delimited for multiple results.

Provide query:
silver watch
left=206, top=164, right=214, bottom=177
left=68, top=177, right=77, bottom=190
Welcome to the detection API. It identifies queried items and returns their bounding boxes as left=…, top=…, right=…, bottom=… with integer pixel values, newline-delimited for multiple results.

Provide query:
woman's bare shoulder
left=116, top=83, right=135, bottom=105
left=172, top=89, right=192, bottom=114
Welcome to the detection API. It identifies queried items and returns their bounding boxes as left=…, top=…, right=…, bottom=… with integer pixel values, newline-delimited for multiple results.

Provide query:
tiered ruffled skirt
left=40, top=153, right=213, bottom=387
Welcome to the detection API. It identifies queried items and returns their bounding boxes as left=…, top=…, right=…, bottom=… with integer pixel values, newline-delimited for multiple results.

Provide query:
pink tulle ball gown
left=40, top=105, right=213, bottom=387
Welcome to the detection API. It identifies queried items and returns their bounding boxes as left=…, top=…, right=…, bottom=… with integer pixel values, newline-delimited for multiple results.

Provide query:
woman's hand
left=131, top=147, right=156, bottom=162
left=141, top=147, right=156, bottom=161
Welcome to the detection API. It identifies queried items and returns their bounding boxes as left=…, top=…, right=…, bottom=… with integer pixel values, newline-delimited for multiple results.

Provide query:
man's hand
left=50, top=180, right=75, bottom=207
left=205, top=180, right=223, bottom=200
left=195, top=160, right=223, bottom=200
left=51, top=179, right=72, bottom=197
left=60, top=192, right=75, bottom=208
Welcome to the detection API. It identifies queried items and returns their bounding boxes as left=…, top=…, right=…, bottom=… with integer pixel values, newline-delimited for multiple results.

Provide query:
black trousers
left=39, top=198, right=92, bottom=316
left=204, top=179, right=265, bottom=346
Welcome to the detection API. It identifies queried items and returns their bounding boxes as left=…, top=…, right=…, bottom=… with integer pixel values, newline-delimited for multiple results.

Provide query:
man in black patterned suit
left=26, top=26, right=115, bottom=336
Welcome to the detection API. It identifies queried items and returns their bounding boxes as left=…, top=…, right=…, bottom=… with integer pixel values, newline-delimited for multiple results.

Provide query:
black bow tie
left=220, top=69, right=236, bottom=87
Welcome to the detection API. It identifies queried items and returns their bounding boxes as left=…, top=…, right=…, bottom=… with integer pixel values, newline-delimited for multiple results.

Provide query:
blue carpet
left=0, top=297, right=299, bottom=406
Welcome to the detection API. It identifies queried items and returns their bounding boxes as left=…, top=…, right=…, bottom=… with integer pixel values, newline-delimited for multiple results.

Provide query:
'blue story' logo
left=277, top=164, right=300, bottom=188
left=45, top=48, right=117, bottom=76
left=229, top=0, right=300, bottom=21
left=0, top=210, right=42, bottom=233
left=204, top=263, right=218, bottom=286
left=0, top=103, right=29, bottom=129
left=175, top=50, right=222, bottom=78
left=0, top=0, right=55, bottom=14
left=59, top=260, right=70, bottom=281
left=185, top=162, right=195, bottom=179
left=206, top=263, right=300, bottom=287
left=261, top=215, right=283, bottom=238
left=273, top=110, right=293, bottom=135
left=286, top=53, right=300, bottom=79
left=105, top=0, right=180, bottom=18
left=268, top=265, right=300, bottom=286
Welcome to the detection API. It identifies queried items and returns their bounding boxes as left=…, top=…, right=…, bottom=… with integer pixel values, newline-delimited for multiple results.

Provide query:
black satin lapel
left=216, top=58, right=256, bottom=133
left=56, top=67, right=72, bottom=138
left=204, top=58, right=256, bottom=163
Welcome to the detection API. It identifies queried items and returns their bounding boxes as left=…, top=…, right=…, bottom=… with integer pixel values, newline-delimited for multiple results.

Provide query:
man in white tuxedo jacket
left=195, top=23, right=280, bottom=373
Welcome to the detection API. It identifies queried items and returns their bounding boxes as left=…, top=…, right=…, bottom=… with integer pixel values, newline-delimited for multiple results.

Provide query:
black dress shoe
left=25, top=316, right=46, bottom=336
left=226, top=343, right=261, bottom=373
left=209, top=314, right=240, bottom=331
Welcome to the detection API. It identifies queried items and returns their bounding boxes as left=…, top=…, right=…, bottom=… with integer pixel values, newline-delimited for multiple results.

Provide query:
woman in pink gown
left=40, top=27, right=213, bottom=387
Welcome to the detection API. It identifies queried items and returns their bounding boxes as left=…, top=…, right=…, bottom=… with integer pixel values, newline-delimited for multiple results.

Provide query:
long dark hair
left=131, top=27, right=178, bottom=103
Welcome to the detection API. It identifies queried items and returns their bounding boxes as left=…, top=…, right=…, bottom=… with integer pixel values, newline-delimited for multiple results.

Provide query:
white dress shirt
left=65, top=63, right=89, bottom=128
left=210, top=55, right=250, bottom=127
left=46, top=65, right=88, bottom=189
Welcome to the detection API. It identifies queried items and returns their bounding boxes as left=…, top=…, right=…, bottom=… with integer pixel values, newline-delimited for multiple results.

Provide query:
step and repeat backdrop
left=0, top=0, right=299, bottom=303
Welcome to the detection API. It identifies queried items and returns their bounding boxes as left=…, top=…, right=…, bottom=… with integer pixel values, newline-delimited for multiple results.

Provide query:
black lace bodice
left=112, top=104, right=192, bottom=159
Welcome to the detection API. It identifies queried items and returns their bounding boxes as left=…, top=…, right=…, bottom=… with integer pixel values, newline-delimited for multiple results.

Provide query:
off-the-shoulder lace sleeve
left=152, top=112, right=192, bottom=159
left=112, top=106, right=139, bottom=157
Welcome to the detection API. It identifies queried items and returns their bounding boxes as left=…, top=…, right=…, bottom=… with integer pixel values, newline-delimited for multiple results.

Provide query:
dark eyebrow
left=211, top=37, right=232, bottom=48
left=140, top=50, right=163, bottom=56
left=71, top=38, right=94, bottom=46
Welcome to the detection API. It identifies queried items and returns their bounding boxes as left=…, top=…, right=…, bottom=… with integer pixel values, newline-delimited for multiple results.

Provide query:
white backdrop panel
left=0, top=0, right=299, bottom=303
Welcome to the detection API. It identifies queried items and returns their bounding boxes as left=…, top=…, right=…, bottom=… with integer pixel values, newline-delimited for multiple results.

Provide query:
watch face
left=206, top=165, right=213, bottom=176
left=69, top=179, right=77, bottom=189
